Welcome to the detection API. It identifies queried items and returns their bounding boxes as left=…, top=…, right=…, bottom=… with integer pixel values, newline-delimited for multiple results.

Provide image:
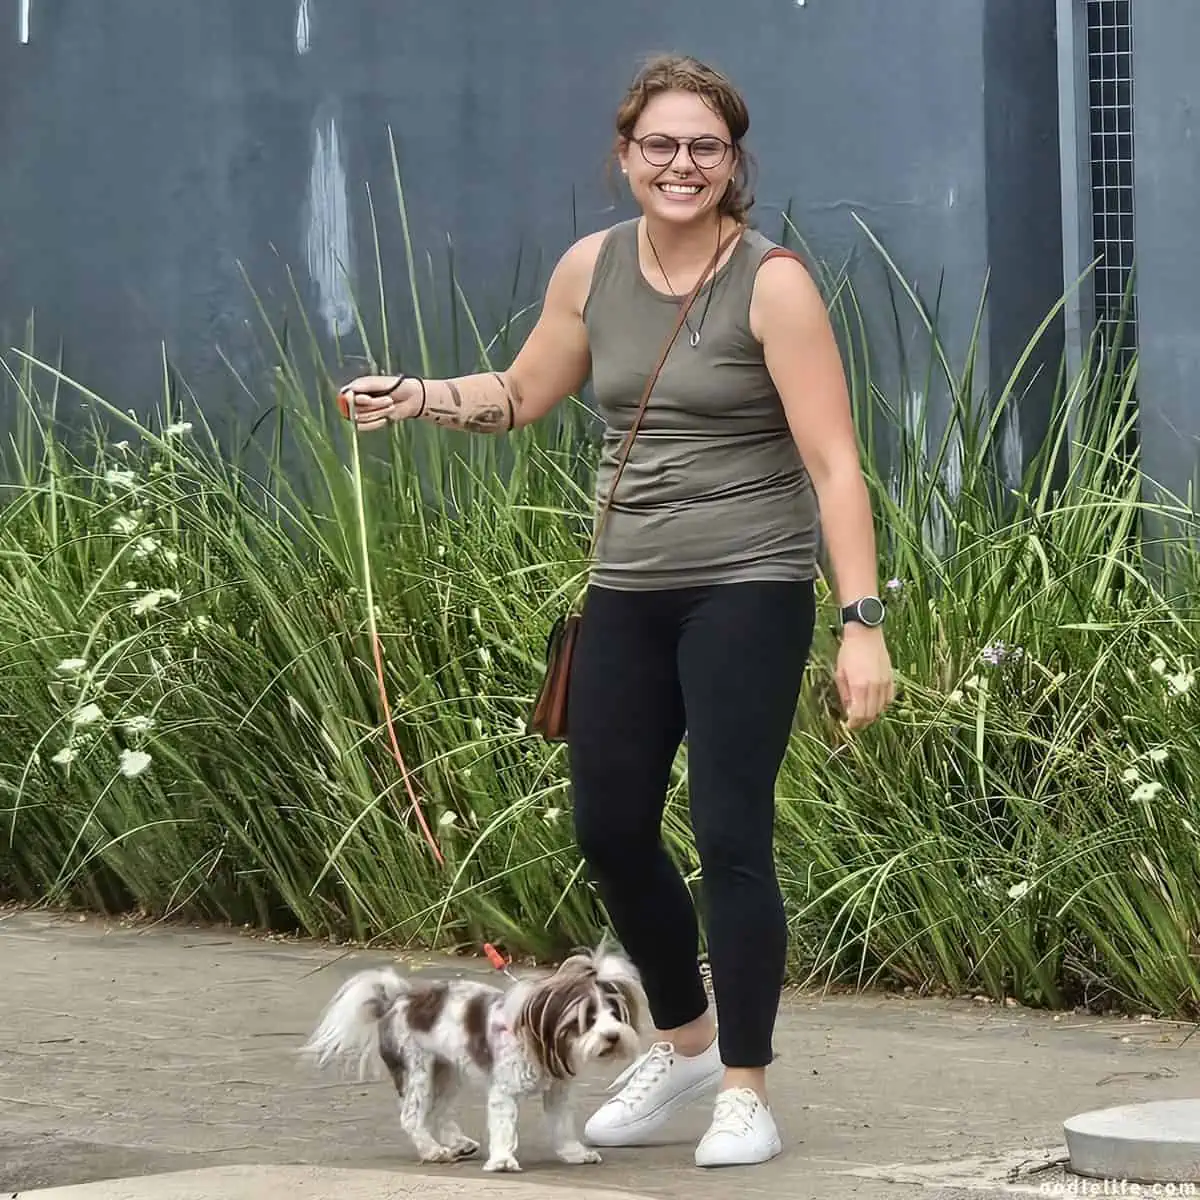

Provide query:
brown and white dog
left=303, top=945, right=647, bottom=1173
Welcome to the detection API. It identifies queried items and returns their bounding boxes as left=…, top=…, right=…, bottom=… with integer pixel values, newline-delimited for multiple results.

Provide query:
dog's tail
left=302, top=966, right=408, bottom=1078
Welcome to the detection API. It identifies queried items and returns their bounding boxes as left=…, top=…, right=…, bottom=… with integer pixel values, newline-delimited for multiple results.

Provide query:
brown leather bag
left=530, top=224, right=754, bottom=742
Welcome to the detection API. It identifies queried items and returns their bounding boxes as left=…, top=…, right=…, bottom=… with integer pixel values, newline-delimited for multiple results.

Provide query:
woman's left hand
left=836, top=628, right=895, bottom=730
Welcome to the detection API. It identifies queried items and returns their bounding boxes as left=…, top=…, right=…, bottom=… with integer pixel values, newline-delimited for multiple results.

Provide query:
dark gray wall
left=1133, top=5, right=1200, bottom=504
left=0, top=0, right=1064, bottom=483
left=984, top=0, right=1065, bottom=476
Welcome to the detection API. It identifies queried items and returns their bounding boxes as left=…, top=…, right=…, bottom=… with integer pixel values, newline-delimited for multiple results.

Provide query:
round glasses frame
left=630, top=133, right=732, bottom=170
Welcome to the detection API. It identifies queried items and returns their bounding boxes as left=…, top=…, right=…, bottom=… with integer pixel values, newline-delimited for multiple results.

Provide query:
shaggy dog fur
left=303, top=946, right=647, bottom=1172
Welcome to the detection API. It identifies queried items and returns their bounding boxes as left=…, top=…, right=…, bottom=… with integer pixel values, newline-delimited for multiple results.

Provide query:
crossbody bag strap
left=587, top=222, right=744, bottom=559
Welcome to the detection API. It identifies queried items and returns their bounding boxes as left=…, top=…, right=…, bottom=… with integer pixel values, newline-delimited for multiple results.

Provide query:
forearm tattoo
left=417, top=371, right=525, bottom=434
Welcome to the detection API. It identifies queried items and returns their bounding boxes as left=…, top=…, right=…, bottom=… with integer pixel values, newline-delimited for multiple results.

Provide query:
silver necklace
left=645, top=222, right=723, bottom=347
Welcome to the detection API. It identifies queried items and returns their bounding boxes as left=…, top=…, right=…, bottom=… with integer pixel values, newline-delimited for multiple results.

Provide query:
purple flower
left=981, top=641, right=1024, bottom=667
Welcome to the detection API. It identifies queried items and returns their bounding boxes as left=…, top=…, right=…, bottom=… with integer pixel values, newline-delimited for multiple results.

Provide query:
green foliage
left=2, top=147, right=1198, bottom=1016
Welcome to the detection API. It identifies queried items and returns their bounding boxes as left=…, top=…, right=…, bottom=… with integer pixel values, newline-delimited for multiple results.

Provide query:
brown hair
left=613, top=54, right=756, bottom=224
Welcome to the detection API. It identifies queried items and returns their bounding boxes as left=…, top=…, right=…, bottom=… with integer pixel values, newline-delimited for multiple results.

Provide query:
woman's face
left=618, top=89, right=737, bottom=228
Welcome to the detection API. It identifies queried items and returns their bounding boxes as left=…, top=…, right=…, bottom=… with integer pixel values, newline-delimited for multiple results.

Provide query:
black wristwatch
left=840, top=596, right=886, bottom=628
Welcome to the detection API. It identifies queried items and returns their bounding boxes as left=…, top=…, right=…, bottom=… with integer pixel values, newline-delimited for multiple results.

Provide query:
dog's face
left=512, top=948, right=646, bottom=1081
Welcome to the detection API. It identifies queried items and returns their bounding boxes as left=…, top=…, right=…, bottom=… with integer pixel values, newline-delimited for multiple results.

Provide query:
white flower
left=436, top=544, right=446, bottom=559
left=1007, top=880, right=1031, bottom=900
left=947, top=689, right=964, bottom=704
left=105, top=468, right=136, bottom=490
left=1151, top=657, right=1167, bottom=676
left=56, top=657, right=88, bottom=675
left=164, top=421, right=193, bottom=437
left=131, top=588, right=181, bottom=616
left=514, top=717, right=527, bottom=735
left=121, top=715, right=156, bottom=736
left=132, top=535, right=161, bottom=559
left=1123, top=767, right=1140, bottom=783
left=51, top=747, right=78, bottom=766
left=132, top=591, right=163, bottom=616
left=72, top=703, right=104, bottom=727
left=119, top=748, right=152, bottom=779
left=543, top=807, right=562, bottom=825
left=1132, top=781, right=1164, bottom=803
left=886, top=577, right=903, bottom=592
left=1149, top=748, right=1170, bottom=764
left=438, top=811, right=459, bottom=827
left=111, top=514, right=140, bottom=535
left=123, top=580, right=139, bottom=591
left=114, top=440, right=131, bottom=453
left=1167, top=671, right=1194, bottom=696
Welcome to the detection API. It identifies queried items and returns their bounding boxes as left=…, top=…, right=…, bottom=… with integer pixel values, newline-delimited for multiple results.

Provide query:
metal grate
left=1086, top=0, right=1137, bottom=361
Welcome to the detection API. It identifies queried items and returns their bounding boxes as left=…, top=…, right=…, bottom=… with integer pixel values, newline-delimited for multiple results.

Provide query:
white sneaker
left=583, top=1038, right=723, bottom=1147
left=694, top=1087, right=782, bottom=1168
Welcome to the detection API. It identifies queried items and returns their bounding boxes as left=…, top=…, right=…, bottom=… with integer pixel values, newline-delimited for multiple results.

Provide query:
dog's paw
left=557, top=1142, right=602, bottom=1165
left=483, top=1154, right=522, bottom=1173
left=449, top=1135, right=480, bottom=1160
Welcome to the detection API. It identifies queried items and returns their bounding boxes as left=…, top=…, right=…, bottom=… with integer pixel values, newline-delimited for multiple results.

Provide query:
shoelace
left=707, top=1088, right=760, bottom=1136
left=607, top=1041, right=674, bottom=1107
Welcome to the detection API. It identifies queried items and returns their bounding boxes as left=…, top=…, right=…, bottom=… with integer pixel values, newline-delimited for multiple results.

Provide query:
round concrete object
left=1065, top=1098, right=1200, bottom=1184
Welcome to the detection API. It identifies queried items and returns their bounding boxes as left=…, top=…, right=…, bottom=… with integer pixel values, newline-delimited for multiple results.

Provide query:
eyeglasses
left=630, top=133, right=732, bottom=170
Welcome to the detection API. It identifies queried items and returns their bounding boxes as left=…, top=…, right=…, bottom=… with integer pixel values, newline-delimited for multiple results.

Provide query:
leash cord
left=343, top=388, right=444, bottom=867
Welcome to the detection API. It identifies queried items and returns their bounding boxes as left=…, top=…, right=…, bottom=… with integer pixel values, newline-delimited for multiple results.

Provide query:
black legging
left=567, top=579, right=815, bottom=1068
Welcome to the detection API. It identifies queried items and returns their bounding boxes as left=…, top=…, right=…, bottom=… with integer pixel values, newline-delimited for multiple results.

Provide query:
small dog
left=303, top=945, right=647, bottom=1173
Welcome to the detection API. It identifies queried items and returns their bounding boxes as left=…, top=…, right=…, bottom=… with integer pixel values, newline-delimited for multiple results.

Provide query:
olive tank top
left=581, top=219, right=820, bottom=590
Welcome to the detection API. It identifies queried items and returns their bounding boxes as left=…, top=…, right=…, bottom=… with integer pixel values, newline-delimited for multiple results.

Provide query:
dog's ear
left=593, top=949, right=649, bottom=1032
left=513, top=975, right=585, bottom=1081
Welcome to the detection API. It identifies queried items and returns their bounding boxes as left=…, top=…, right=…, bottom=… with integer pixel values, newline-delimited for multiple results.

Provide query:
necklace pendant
left=689, top=329, right=701, bottom=348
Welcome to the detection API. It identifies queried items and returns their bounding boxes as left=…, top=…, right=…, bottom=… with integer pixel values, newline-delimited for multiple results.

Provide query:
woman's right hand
left=337, top=375, right=425, bottom=431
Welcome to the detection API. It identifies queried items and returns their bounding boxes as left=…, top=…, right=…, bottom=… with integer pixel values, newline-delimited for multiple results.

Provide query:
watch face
left=856, top=597, right=885, bottom=625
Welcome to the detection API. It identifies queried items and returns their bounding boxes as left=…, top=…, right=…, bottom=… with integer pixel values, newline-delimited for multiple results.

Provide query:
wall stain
left=295, top=0, right=311, bottom=55
left=304, top=105, right=355, bottom=338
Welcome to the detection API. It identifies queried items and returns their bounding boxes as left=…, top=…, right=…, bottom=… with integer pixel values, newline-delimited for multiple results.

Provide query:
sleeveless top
left=581, top=219, right=820, bottom=590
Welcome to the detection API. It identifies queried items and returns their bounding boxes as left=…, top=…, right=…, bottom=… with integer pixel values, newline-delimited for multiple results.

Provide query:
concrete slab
left=1065, top=1098, right=1200, bottom=1184
left=14, top=1163, right=648, bottom=1200
left=5, top=906, right=1200, bottom=1200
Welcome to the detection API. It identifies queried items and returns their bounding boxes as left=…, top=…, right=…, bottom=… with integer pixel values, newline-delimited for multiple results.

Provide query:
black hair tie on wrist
left=353, top=373, right=425, bottom=417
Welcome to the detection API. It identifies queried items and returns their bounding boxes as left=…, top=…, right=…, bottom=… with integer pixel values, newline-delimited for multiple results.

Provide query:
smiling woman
left=613, top=59, right=754, bottom=234
left=337, top=52, right=894, bottom=1171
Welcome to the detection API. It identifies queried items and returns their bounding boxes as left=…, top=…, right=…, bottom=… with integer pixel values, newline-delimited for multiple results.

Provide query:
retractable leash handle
left=485, top=942, right=519, bottom=982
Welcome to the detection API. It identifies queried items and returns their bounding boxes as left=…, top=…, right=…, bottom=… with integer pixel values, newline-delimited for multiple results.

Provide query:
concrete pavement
left=4, top=906, right=1200, bottom=1200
